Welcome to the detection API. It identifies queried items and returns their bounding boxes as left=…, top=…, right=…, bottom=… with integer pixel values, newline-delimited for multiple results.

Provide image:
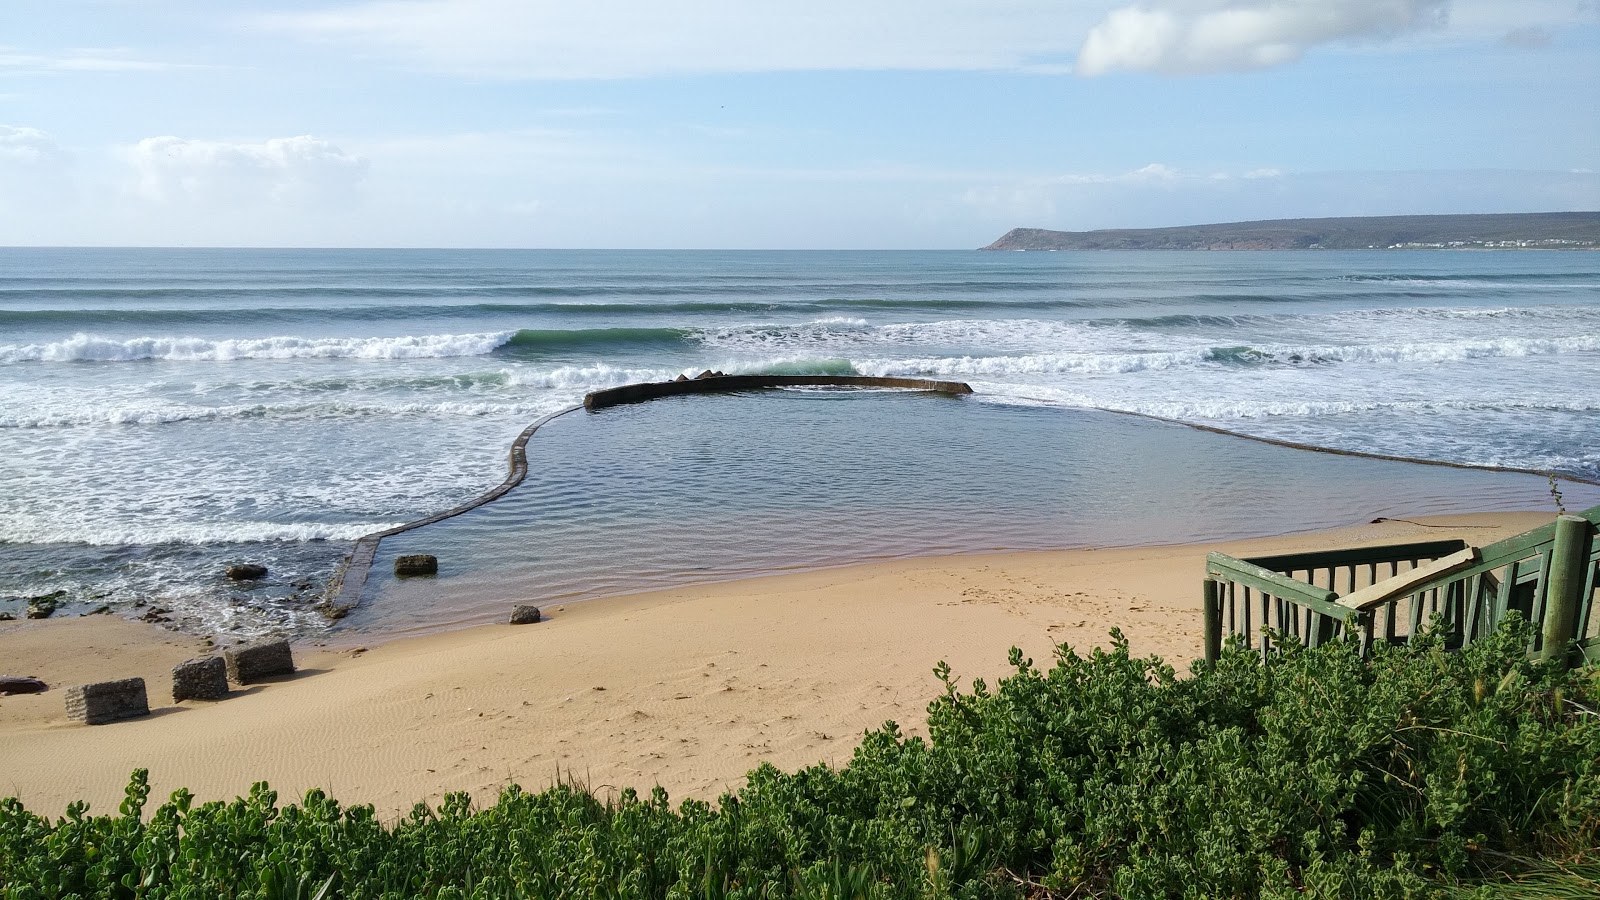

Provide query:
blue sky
left=1, top=0, right=1596, bottom=247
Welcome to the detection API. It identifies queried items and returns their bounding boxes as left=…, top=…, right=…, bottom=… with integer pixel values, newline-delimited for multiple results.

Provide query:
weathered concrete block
left=172, top=656, right=229, bottom=702
left=394, top=554, right=438, bottom=577
left=65, top=678, right=149, bottom=725
left=224, top=639, right=295, bottom=684
left=509, top=604, right=541, bottom=625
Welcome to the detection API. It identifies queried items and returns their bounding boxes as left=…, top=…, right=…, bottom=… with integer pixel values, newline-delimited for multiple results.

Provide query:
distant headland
left=983, top=212, right=1600, bottom=251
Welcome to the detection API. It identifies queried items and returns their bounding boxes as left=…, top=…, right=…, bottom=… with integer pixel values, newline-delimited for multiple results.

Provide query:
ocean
left=2, top=248, right=1597, bottom=638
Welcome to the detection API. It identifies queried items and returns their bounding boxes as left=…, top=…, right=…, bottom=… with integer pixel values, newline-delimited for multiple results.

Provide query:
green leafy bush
left=3, top=617, right=1595, bottom=899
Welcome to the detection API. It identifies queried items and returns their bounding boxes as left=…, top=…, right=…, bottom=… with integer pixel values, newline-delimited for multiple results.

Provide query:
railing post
left=1311, top=612, right=1336, bottom=649
left=1203, top=578, right=1222, bottom=666
left=1541, top=515, right=1589, bottom=669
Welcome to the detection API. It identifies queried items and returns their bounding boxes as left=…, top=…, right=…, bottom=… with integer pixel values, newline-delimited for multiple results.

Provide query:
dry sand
left=0, top=511, right=1553, bottom=820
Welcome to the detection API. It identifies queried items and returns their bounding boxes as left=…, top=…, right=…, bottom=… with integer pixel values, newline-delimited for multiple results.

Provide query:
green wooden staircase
left=1202, top=505, right=1600, bottom=669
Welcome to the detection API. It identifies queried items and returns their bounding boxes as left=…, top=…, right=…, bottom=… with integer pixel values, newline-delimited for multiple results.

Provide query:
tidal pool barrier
left=583, top=374, right=973, bottom=410
left=320, top=375, right=975, bottom=618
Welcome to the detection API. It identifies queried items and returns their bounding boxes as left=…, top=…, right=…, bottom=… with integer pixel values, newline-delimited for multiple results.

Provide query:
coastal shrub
left=2, top=617, right=1596, bottom=899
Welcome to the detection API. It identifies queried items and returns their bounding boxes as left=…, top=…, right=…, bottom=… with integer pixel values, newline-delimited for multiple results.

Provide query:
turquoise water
left=2, top=249, right=1597, bottom=636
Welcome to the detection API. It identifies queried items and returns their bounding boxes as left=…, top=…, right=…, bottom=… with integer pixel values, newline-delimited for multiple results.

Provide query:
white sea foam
left=973, top=383, right=1600, bottom=421
left=504, top=362, right=674, bottom=390
left=697, top=318, right=1105, bottom=353
left=1241, top=334, right=1600, bottom=365
left=0, top=398, right=568, bottom=428
left=3, top=520, right=404, bottom=546
left=854, top=348, right=1210, bottom=377
left=0, top=331, right=519, bottom=363
left=850, top=332, right=1600, bottom=379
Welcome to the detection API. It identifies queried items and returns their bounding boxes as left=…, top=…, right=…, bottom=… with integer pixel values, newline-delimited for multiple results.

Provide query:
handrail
left=1202, top=505, right=1600, bottom=668
left=1474, top=504, right=1600, bottom=567
left=1336, top=548, right=1479, bottom=611
left=1206, top=553, right=1341, bottom=611
left=1243, top=539, right=1468, bottom=574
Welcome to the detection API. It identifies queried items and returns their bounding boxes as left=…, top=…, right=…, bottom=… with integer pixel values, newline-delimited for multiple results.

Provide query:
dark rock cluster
left=394, top=554, right=438, bottom=577
left=0, top=676, right=47, bottom=696
left=226, top=564, right=269, bottom=581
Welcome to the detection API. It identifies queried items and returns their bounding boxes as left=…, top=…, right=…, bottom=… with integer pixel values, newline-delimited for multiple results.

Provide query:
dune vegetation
left=3, top=617, right=1596, bottom=899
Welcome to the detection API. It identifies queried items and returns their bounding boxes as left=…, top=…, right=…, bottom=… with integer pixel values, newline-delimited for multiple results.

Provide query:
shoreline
left=0, top=509, right=1556, bottom=820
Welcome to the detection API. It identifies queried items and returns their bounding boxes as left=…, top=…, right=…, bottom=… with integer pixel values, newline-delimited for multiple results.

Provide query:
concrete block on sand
left=65, top=678, right=149, bottom=725
left=224, top=640, right=295, bottom=684
left=172, top=656, right=229, bottom=702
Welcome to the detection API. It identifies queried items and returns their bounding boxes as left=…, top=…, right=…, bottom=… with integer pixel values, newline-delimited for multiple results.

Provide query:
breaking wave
left=0, top=331, right=520, bottom=363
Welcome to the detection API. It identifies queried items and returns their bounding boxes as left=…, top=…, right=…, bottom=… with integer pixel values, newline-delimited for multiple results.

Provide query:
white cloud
left=1040, top=162, right=1193, bottom=186
left=126, top=135, right=368, bottom=206
left=255, top=0, right=1599, bottom=79
left=261, top=0, right=1098, bottom=78
left=1448, top=0, right=1599, bottom=39
left=0, top=125, right=68, bottom=166
left=0, top=125, right=73, bottom=213
left=0, top=48, right=207, bottom=75
left=1077, top=0, right=1449, bottom=75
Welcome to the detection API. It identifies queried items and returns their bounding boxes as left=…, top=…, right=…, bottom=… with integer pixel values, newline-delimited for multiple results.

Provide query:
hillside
left=983, top=211, right=1600, bottom=251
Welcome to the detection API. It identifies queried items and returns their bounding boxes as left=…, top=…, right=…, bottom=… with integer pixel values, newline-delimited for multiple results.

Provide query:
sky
left=1, top=0, right=1597, bottom=248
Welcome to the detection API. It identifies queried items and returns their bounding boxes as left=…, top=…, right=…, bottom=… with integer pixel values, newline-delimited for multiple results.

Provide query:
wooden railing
left=1203, top=505, right=1600, bottom=668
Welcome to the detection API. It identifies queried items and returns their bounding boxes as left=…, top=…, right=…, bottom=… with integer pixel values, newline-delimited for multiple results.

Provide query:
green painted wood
left=1540, top=515, right=1591, bottom=668
left=1574, top=551, right=1599, bottom=652
left=1202, top=507, right=1600, bottom=661
left=1464, top=573, right=1484, bottom=642
left=1408, top=584, right=1425, bottom=636
left=1207, top=553, right=1341, bottom=606
left=1202, top=579, right=1222, bottom=665
left=1492, top=560, right=1516, bottom=629
left=1228, top=573, right=1241, bottom=630
left=1528, top=548, right=1554, bottom=644
left=1242, top=585, right=1253, bottom=646
left=1311, top=608, right=1338, bottom=648
left=1242, top=539, right=1467, bottom=573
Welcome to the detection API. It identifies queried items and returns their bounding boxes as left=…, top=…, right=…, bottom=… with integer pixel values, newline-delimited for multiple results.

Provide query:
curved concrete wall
left=583, top=374, right=973, bottom=410
left=321, top=404, right=581, bottom=618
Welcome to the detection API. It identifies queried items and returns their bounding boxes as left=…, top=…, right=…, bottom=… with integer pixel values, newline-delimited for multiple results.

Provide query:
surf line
left=1097, top=408, right=1600, bottom=489
left=319, top=374, right=975, bottom=619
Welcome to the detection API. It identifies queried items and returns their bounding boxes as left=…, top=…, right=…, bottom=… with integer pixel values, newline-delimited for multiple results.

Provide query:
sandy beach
left=0, top=511, right=1557, bottom=820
